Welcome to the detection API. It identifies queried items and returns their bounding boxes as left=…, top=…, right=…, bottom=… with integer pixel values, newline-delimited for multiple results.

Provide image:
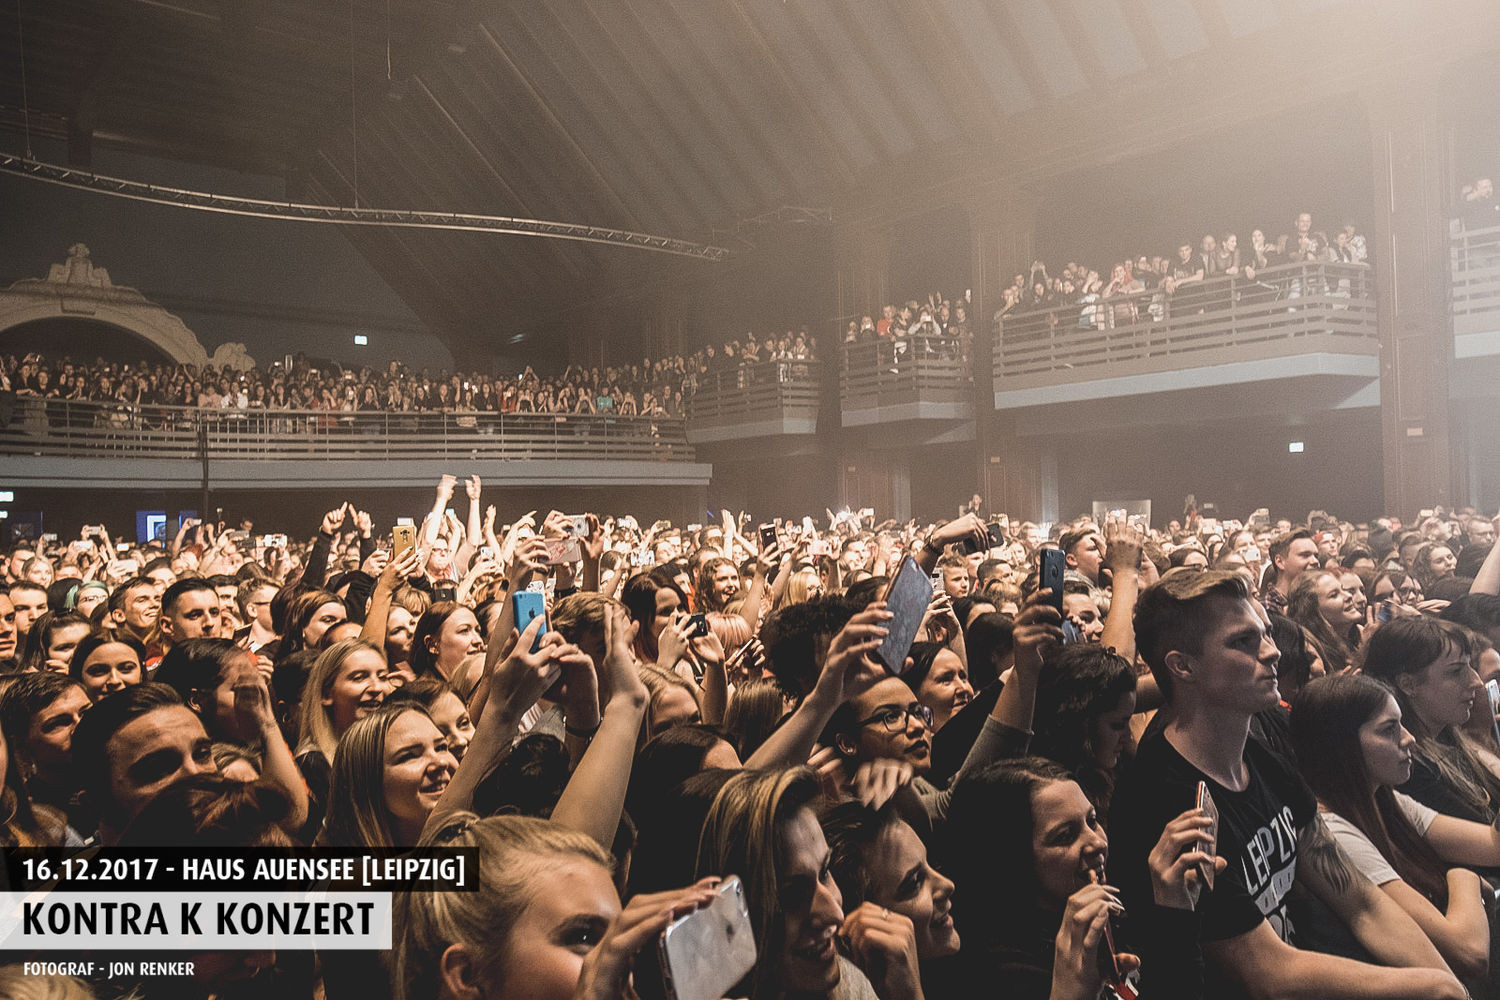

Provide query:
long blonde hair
left=297, top=638, right=387, bottom=763
left=321, top=705, right=427, bottom=848
left=393, top=813, right=613, bottom=1000
left=696, top=768, right=820, bottom=1000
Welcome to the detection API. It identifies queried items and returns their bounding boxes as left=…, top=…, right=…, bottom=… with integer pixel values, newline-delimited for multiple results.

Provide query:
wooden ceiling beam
left=876, top=0, right=1005, bottom=142
left=981, top=2, right=1055, bottom=106
left=1115, top=0, right=1171, bottom=69
left=720, top=0, right=860, bottom=188
left=1045, top=0, right=1113, bottom=92
left=1187, top=0, right=1235, bottom=49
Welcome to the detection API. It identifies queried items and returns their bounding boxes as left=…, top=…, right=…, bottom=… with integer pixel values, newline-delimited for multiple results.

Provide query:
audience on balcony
left=0, top=329, right=821, bottom=420
left=998, top=210, right=1371, bottom=329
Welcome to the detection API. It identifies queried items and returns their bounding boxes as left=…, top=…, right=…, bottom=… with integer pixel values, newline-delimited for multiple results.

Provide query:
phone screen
left=876, top=557, right=934, bottom=674
left=1039, top=548, right=1066, bottom=615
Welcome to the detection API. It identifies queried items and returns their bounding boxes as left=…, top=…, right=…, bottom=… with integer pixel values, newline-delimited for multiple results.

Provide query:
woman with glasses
left=823, top=590, right=1062, bottom=827
left=1367, top=569, right=1426, bottom=618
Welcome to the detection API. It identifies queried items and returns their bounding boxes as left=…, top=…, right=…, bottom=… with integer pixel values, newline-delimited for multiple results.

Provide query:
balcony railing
left=1451, top=223, right=1500, bottom=357
left=839, top=334, right=972, bottom=425
left=992, top=261, right=1378, bottom=404
left=685, top=359, right=821, bottom=442
left=0, top=396, right=695, bottom=463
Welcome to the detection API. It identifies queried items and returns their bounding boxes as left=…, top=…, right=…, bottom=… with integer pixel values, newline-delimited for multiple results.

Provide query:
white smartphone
left=658, top=876, right=757, bottom=1000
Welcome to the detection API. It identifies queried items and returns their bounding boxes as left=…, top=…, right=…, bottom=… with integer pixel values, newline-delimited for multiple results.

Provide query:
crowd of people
left=0, top=329, right=820, bottom=425
left=1, top=476, right=1499, bottom=999
left=996, top=210, right=1370, bottom=329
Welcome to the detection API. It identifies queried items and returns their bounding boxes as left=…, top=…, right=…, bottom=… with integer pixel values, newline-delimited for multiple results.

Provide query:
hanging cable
left=15, top=0, right=34, bottom=159
left=349, top=0, right=359, bottom=208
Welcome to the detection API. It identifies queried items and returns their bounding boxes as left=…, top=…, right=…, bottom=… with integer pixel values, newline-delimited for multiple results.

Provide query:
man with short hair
left=7, top=581, right=48, bottom=647
left=108, top=576, right=159, bottom=645
left=1262, top=528, right=1318, bottom=613
left=5, top=545, right=34, bottom=584
left=1112, top=571, right=1465, bottom=999
left=155, top=578, right=221, bottom=656
left=1058, top=525, right=1106, bottom=587
left=71, top=683, right=217, bottom=845
left=935, top=553, right=971, bottom=599
left=0, top=592, right=16, bottom=664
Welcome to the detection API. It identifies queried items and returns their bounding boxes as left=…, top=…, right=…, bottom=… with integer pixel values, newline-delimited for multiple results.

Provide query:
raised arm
left=745, top=603, right=891, bottom=769
left=360, top=545, right=421, bottom=646
left=1470, top=521, right=1500, bottom=595
left=736, top=541, right=781, bottom=636
left=424, top=475, right=457, bottom=549
left=915, top=514, right=986, bottom=575
left=232, top=669, right=309, bottom=834
left=1100, top=517, right=1145, bottom=663
left=454, top=475, right=482, bottom=572
left=550, top=603, right=650, bottom=849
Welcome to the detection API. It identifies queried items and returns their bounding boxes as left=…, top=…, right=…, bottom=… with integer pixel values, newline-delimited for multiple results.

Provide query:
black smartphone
left=684, top=612, right=709, bottom=638
left=1039, top=548, right=1066, bottom=615
left=759, top=523, right=778, bottom=551
left=876, top=556, right=934, bottom=674
left=958, top=521, right=1006, bottom=556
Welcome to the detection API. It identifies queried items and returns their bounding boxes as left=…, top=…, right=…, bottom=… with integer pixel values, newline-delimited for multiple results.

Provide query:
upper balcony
left=839, top=334, right=973, bottom=426
left=685, top=359, right=821, bottom=443
left=992, top=261, right=1380, bottom=411
left=0, top=397, right=709, bottom=489
left=1451, top=223, right=1500, bottom=359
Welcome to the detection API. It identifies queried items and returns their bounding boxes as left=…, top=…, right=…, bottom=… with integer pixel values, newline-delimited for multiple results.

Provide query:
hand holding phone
left=1039, top=548, right=1066, bottom=616
left=657, top=877, right=757, bottom=1000
left=1195, top=781, right=1220, bottom=892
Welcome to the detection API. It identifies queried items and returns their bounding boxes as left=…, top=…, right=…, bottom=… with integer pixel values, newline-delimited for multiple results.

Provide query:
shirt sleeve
left=1393, top=790, right=1439, bottom=836
left=1320, top=809, right=1401, bottom=886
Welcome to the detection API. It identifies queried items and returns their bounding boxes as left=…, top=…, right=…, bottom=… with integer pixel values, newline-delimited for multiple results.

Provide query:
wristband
left=564, top=721, right=600, bottom=739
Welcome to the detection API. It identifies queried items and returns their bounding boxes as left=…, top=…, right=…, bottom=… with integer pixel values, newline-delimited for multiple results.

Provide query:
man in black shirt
left=1112, top=571, right=1464, bottom=999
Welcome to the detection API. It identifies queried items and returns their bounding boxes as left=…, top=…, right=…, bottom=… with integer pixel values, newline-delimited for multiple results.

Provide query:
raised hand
left=353, top=508, right=373, bottom=538
left=464, top=474, right=482, bottom=502
left=320, top=505, right=347, bottom=535
left=812, top=602, right=892, bottom=705
left=573, top=880, right=722, bottom=1000
left=839, top=904, right=924, bottom=1000
left=849, top=757, right=914, bottom=810
left=1012, top=589, right=1064, bottom=678
left=435, top=474, right=457, bottom=503
left=1050, top=881, right=1135, bottom=1000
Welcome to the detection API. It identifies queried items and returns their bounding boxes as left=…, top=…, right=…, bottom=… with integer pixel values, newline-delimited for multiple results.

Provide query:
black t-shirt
left=1112, top=728, right=1317, bottom=983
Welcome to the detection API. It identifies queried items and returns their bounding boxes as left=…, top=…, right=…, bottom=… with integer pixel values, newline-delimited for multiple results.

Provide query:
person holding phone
left=1110, top=571, right=1466, bottom=998
left=942, top=756, right=1218, bottom=1000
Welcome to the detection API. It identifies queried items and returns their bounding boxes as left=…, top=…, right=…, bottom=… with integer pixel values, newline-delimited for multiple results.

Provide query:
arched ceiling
left=0, top=0, right=1475, bottom=352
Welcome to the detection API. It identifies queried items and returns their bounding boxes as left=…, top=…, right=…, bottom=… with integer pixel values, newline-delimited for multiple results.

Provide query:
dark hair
left=1361, top=617, right=1499, bottom=821
left=899, top=641, right=945, bottom=696
left=151, top=638, right=244, bottom=735
left=1031, top=645, right=1136, bottom=820
left=1442, top=594, right=1500, bottom=638
left=71, top=683, right=186, bottom=824
left=0, top=671, right=82, bottom=750
left=820, top=801, right=904, bottom=911
left=721, top=677, right=790, bottom=761
left=116, top=773, right=294, bottom=847
left=384, top=676, right=460, bottom=713
left=471, top=733, right=570, bottom=820
left=1266, top=612, right=1317, bottom=701
left=621, top=571, right=688, bottom=663
left=1268, top=528, right=1314, bottom=570
left=408, top=601, right=465, bottom=679
left=18, top=610, right=94, bottom=671
left=1285, top=570, right=1354, bottom=673
left=625, top=724, right=726, bottom=826
left=964, top=612, right=1014, bottom=689
left=759, top=595, right=860, bottom=697
left=106, top=576, right=155, bottom=616
left=160, top=577, right=215, bottom=620
left=943, top=757, right=1075, bottom=944
left=280, top=589, right=344, bottom=657
left=1290, top=674, right=1448, bottom=903
left=68, top=632, right=146, bottom=684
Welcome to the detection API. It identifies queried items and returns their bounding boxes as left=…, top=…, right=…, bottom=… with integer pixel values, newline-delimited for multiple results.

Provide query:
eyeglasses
left=1397, top=584, right=1424, bottom=599
left=856, top=702, right=934, bottom=733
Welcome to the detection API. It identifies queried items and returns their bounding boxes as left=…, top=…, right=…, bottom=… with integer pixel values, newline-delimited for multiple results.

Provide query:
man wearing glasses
left=821, top=592, right=1063, bottom=831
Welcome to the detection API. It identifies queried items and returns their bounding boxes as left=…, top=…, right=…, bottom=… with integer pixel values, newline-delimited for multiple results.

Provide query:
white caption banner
left=0, top=890, right=392, bottom=950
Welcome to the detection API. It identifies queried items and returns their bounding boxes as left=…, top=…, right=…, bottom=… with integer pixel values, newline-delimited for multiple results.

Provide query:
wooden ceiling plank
left=1115, top=0, right=1171, bottom=68
left=474, top=23, right=648, bottom=233
left=493, top=3, right=714, bottom=230
left=1045, top=0, right=1113, bottom=91
left=536, top=1, right=745, bottom=221
left=771, top=0, right=898, bottom=165
left=1187, top=0, right=1235, bottom=49
left=719, top=0, right=860, bottom=187
left=981, top=2, right=1056, bottom=105
left=620, top=0, right=805, bottom=201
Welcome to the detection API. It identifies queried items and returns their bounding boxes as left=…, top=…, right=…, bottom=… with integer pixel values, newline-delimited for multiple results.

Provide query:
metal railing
left=686, top=359, right=821, bottom=428
left=993, top=261, right=1377, bottom=391
left=840, top=333, right=972, bottom=413
left=1451, top=223, right=1500, bottom=340
left=0, top=395, right=695, bottom=462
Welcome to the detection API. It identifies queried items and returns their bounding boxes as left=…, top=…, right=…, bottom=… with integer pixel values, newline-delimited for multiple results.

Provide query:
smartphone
left=392, top=523, right=417, bottom=553
left=959, top=521, right=1006, bottom=556
left=567, top=514, right=589, bottom=538
left=478, top=545, right=495, bottom=561
left=512, top=590, right=547, bottom=653
left=545, top=537, right=582, bottom=564
left=658, top=876, right=757, bottom=1000
left=1195, top=781, right=1220, bottom=892
left=876, top=557, right=935, bottom=674
left=630, top=549, right=653, bottom=567
left=684, top=612, right=709, bottom=638
left=1039, top=548, right=1066, bottom=615
left=758, top=523, right=778, bottom=550
left=1089, top=865, right=1127, bottom=989
left=1486, top=679, right=1500, bottom=718
left=1376, top=600, right=1395, bottom=624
